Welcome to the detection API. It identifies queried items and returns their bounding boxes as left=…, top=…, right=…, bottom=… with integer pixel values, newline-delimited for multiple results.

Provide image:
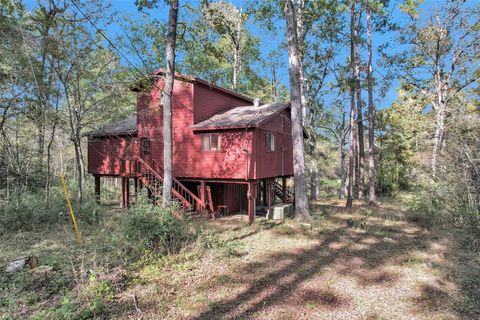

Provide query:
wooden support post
left=206, top=186, right=214, bottom=219
left=94, top=176, right=101, bottom=204
left=282, top=176, right=287, bottom=203
left=262, top=179, right=267, bottom=206
left=247, top=182, right=256, bottom=224
left=125, top=178, right=130, bottom=208
left=256, top=181, right=261, bottom=204
left=121, top=177, right=126, bottom=208
left=133, top=178, right=138, bottom=202
left=200, top=181, right=206, bottom=214
left=267, top=179, right=272, bottom=217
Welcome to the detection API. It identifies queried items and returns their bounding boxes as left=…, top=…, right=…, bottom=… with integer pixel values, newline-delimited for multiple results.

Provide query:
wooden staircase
left=272, top=180, right=294, bottom=203
left=134, top=157, right=206, bottom=213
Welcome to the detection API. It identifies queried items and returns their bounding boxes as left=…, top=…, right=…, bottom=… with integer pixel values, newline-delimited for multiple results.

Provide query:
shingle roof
left=191, top=103, right=290, bottom=130
left=84, top=116, right=137, bottom=137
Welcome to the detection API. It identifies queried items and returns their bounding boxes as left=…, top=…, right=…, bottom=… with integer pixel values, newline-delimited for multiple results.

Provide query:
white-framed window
left=202, top=133, right=221, bottom=151
left=266, top=132, right=275, bottom=152
left=141, top=137, right=150, bottom=156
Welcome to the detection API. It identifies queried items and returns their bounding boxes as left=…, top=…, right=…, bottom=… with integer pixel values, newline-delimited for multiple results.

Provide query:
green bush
left=0, top=186, right=103, bottom=234
left=121, top=193, right=194, bottom=255
left=408, top=187, right=480, bottom=236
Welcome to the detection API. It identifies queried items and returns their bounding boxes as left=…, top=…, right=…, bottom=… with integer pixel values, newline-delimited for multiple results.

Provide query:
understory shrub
left=121, top=193, right=194, bottom=255
left=0, top=186, right=103, bottom=235
left=408, top=186, right=480, bottom=236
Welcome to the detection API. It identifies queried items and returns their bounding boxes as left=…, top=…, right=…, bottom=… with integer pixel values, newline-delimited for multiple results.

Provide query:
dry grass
left=0, top=199, right=478, bottom=319
left=111, top=199, right=475, bottom=319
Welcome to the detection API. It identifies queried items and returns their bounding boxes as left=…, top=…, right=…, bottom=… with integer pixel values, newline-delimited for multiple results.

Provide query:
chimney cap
left=253, top=97, right=261, bottom=107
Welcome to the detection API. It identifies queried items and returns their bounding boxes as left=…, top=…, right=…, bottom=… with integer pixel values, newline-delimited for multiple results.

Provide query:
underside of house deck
left=92, top=158, right=294, bottom=223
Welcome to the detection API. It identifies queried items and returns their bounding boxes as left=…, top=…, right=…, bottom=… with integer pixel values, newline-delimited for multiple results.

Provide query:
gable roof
left=84, top=116, right=137, bottom=137
left=131, top=68, right=253, bottom=104
left=191, top=103, right=290, bottom=131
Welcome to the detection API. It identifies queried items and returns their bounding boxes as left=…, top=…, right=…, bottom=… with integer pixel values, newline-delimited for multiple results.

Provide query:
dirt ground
left=111, top=199, right=474, bottom=319
left=1, top=198, right=477, bottom=319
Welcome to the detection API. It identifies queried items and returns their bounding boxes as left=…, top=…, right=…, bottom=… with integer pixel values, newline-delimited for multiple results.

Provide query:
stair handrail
left=151, top=159, right=205, bottom=210
left=271, top=180, right=294, bottom=200
left=136, top=157, right=205, bottom=211
left=136, top=157, right=191, bottom=208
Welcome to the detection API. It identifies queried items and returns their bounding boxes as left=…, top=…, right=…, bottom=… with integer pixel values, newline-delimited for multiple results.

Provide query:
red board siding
left=87, top=77, right=293, bottom=181
left=254, top=110, right=294, bottom=179
left=193, top=82, right=252, bottom=124
left=136, top=78, right=255, bottom=179
left=179, top=181, right=248, bottom=214
left=87, top=136, right=138, bottom=175
left=224, top=183, right=248, bottom=213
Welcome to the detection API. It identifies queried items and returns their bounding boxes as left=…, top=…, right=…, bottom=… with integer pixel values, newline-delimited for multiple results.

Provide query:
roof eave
left=256, top=104, right=290, bottom=127
left=192, top=125, right=257, bottom=132
left=84, top=131, right=138, bottom=138
left=143, top=69, right=253, bottom=103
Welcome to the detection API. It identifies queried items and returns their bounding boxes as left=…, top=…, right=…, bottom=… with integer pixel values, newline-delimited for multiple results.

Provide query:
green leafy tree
left=397, top=0, right=480, bottom=179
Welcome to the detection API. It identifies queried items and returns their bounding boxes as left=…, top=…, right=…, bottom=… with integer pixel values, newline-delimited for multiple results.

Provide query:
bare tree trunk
left=61, top=82, right=84, bottom=202
left=366, top=2, right=376, bottom=205
left=73, top=139, right=84, bottom=202
left=232, top=44, right=240, bottom=91
left=162, top=0, right=179, bottom=207
left=45, top=103, right=59, bottom=203
left=232, top=15, right=242, bottom=92
left=284, top=0, right=311, bottom=220
left=311, top=167, right=320, bottom=200
left=308, top=99, right=318, bottom=200
left=295, top=0, right=307, bottom=125
left=346, top=0, right=357, bottom=209
left=340, top=103, right=347, bottom=199
left=271, top=63, right=277, bottom=103
left=353, top=0, right=365, bottom=200
left=37, top=125, right=45, bottom=165
left=431, top=103, right=445, bottom=180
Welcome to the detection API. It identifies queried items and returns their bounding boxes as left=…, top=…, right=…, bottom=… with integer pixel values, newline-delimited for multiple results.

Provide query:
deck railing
left=135, top=157, right=206, bottom=212
left=271, top=180, right=294, bottom=203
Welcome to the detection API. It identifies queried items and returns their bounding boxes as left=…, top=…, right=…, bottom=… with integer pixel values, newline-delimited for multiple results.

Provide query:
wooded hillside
left=0, top=0, right=479, bottom=319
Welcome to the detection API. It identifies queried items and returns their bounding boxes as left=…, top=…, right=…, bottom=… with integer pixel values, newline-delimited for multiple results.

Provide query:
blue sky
left=23, top=0, right=474, bottom=111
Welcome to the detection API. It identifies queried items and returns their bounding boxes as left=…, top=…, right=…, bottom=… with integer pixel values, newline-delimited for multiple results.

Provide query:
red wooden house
left=86, top=69, right=296, bottom=222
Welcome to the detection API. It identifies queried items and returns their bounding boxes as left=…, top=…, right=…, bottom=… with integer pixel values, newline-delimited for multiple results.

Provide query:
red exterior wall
left=87, top=135, right=138, bottom=176
left=253, top=110, right=294, bottom=179
left=209, top=183, right=248, bottom=213
left=193, top=82, right=252, bottom=123
left=136, top=78, right=255, bottom=180
left=88, top=78, right=293, bottom=181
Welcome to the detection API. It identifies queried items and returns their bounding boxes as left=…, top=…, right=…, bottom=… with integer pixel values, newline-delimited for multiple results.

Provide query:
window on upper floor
left=266, top=133, right=275, bottom=152
left=141, top=137, right=150, bottom=156
left=202, top=133, right=221, bottom=151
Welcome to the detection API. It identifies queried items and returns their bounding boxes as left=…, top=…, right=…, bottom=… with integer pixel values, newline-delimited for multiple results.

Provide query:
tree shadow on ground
left=193, top=204, right=440, bottom=319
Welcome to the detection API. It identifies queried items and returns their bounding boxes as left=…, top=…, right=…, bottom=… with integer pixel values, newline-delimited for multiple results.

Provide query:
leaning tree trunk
left=162, top=0, right=179, bottom=207
left=366, top=2, right=377, bottom=205
left=346, top=0, right=357, bottom=209
left=284, top=0, right=311, bottom=220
